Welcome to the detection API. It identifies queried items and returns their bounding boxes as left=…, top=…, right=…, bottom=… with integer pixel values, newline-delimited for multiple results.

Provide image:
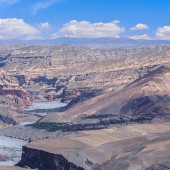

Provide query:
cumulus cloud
left=40, top=22, right=51, bottom=29
left=0, top=18, right=39, bottom=39
left=156, top=26, right=170, bottom=40
left=131, top=23, right=148, bottom=30
left=129, top=34, right=151, bottom=40
left=53, top=20, right=125, bottom=38
left=31, top=0, right=62, bottom=15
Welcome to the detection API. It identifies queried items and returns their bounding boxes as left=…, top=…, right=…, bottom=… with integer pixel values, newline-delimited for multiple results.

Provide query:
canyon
left=0, top=44, right=170, bottom=169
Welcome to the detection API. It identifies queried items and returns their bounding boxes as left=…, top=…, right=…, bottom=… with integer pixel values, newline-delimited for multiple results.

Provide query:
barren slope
left=41, top=66, right=170, bottom=125
left=18, top=123, right=170, bottom=170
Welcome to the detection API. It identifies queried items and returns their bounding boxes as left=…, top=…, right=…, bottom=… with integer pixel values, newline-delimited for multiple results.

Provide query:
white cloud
left=0, top=18, right=39, bottom=40
left=53, top=20, right=125, bottom=38
left=129, top=34, right=151, bottom=40
left=156, top=26, right=170, bottom=40
left=31, top=0, right=62, bottom=15
left=131, top=23, right=148, bottom=30
left=40, top=22, right=51, bottom=29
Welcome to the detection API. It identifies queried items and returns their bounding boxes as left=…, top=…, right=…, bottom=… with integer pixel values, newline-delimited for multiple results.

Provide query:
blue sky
left=0, top=0, right=170, bottom=40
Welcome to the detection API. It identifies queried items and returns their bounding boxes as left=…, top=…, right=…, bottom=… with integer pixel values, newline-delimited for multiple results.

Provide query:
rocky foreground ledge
left=16, top=123, right=170, bottom=170
left=0, top=167, right=30, bottom=170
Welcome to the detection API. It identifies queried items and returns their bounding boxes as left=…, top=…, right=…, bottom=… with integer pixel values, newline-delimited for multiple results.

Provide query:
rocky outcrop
left=15, top=75, right=26, bottom=86
left=61, top=88, right=101, bottom=104
left=32, top=76, right=58, bottom=87
left=18, top=146, right=84, bottom=170
left=0, top=114, right=17, bottom=125
left=17, top=124, right=170, bottom=170
left=0, top=86, right=32, bottom=108
left=0, top=69, right=32, bottom=108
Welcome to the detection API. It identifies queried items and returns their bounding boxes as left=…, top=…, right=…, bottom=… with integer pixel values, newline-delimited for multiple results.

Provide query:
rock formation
left=0, top=44, right=170, bottom=170
left=17, top=124, right=170, bottom=170
left=0, top=45, right=170, bottom=104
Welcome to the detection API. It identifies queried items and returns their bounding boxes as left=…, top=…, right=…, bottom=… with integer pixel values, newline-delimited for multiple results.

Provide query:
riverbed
left=0, top=100, right=67, bottom=166
left=0, top=136, right=27, bottom=166
left=26, top=100, right=67, bottom=111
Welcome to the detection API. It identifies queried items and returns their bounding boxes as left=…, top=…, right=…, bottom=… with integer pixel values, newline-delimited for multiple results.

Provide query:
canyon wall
left=0, top=45, right=169, bottom=104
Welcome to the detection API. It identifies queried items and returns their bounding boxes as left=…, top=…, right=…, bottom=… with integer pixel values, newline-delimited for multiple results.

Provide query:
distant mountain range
left=1, top=37, right=170, bottom=47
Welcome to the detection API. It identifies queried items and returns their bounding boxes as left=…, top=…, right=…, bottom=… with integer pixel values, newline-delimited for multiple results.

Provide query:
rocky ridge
left=0, top=45, right=169, bottom=106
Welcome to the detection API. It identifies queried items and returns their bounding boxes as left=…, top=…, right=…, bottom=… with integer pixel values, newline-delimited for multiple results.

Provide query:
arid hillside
left=18, top=124, right=170, bottom=170
left=0, top=45, right=169, bottom=104
left=40, top=66, right=170, bottom=126
left=0, top=45, right=170, bottom=170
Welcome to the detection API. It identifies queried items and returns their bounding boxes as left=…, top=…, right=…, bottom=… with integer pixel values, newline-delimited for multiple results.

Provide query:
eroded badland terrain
left=0, top=44, right=170, bottom=169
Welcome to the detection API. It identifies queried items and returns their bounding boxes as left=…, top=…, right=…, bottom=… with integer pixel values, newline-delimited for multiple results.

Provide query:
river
left=0, top=136, right=27, bottom=166
left=0, top=100, right=67, bottom=166
left=26, top=100, right=67, bottom=111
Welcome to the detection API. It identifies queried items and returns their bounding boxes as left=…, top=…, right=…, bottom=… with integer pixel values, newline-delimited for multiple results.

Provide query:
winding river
left=0, top=100, right=67, bottom=166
